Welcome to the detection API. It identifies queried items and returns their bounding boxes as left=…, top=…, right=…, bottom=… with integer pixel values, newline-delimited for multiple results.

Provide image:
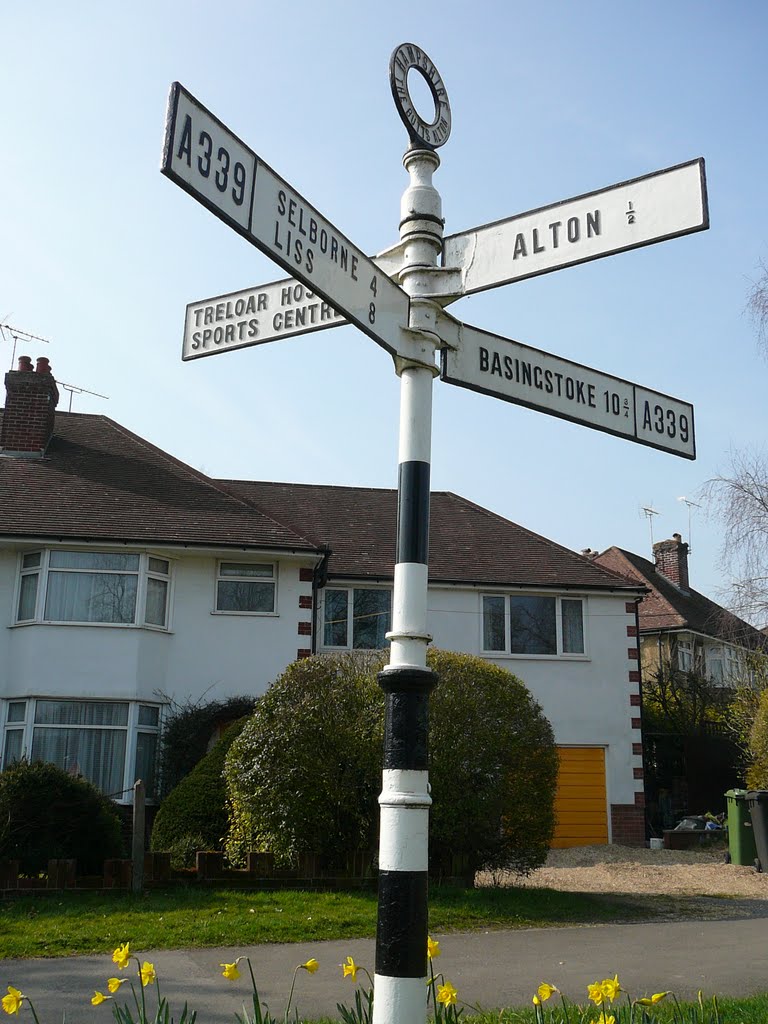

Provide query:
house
left=593, top=537, right=768, bottom=827
left=1, top=357, right=647, bottom=846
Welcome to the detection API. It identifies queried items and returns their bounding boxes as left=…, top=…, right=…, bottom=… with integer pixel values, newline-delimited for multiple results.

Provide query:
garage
left=552, top=746, right=609, bottom=848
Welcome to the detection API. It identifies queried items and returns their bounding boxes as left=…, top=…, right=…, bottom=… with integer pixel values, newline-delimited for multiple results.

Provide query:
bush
left=747, top=687, right=768, bottom=789
left=156, top=695, right=257, bottom=796
left=0, top=760, right=124, bottom=874
left=151, top=717, right=249, bottom=867
left=225, top=649, right=558, bottom=876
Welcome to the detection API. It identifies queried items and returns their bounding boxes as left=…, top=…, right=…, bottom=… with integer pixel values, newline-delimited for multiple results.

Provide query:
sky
left=2, top=2, right=767, bottom=618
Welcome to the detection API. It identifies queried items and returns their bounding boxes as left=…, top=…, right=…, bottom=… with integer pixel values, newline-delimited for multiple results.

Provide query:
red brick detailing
left=626, top=625, right=638, bottom=637
left=628, top=670, right=641, bottom=682
left=611, top=803, right=645, bottom=846
left=299, top=595, right=313, bottom=609
left=625, top=602, right=636, bottom=614
left=630, top=694, right=641, bottom=707
left=296, top=648, right=311, bottom=659
left=631, top=717, right=642, bottom=729
left=2, top=367, right=59, bottom=452
left=627, top=647, right=639, bottom=660
left=297, top=621, right=311, bottom=636
left=633, top=767, right=644, bottom=779
left=632, top=742, right=643, bottom=756
left=299, top=568, right=314, bottom=582
left=634, top=791, right=646, bottom=808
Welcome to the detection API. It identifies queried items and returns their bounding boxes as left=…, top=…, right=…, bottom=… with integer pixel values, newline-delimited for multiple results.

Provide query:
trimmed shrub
left=225, top=649, right=558, bottom=876
left=747, top=688, right=768, bottom=790
left=151, top=717, right=249, bottom=867
left=0, top=760, right=124, bottom=874
left=157, top=695, right=257, bottom=796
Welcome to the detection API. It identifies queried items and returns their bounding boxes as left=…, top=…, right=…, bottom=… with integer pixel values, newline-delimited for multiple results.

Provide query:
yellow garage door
left=552, top=746, right=608, bottom=848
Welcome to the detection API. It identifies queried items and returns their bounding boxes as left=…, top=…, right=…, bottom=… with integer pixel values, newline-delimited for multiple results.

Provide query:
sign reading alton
left=441, top=323, right=695, bottom=459
left=162, top=83, right=410, bottom=357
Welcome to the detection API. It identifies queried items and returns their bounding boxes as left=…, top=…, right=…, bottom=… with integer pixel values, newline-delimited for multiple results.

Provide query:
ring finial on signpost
left=389, top=43, right=451, bottom=151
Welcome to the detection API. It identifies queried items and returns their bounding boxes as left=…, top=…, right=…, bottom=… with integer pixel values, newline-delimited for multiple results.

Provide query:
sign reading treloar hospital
left=162, top=83, right=410, bottom=357
left=442, top=159, right=708, bottom=295
left=441, top=323, right=695, bottom=459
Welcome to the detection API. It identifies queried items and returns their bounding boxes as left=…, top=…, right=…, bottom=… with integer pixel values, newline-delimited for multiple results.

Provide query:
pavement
left=3, top=905, right=768, bottom=1020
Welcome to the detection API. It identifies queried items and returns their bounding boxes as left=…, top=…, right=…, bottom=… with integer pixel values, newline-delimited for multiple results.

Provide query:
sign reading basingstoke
left=162, top=82, right=410, bottom=357
left=443, top=159, right=708, bottom=296
left=441, top=323, right=695, bottom=459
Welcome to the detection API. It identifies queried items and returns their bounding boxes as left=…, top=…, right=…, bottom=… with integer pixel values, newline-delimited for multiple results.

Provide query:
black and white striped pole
left=373, top=44, right=452, bottom=1024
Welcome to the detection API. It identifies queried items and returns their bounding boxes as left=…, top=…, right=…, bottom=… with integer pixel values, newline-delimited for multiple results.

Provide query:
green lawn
left=0, top=885, right=650, bottom=960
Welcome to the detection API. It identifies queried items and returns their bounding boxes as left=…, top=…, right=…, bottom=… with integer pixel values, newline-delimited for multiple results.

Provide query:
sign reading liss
left=162, top=82, right=410, bottom=357
left=441, top=323, right=695, bottom=459
left=443, top=159, right=708, bottom=295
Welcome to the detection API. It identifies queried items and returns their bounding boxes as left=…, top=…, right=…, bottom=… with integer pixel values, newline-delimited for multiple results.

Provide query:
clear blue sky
left=2, top=2, right=766, bottom=616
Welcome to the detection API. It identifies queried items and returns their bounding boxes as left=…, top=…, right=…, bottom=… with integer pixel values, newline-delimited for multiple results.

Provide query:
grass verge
left=0, top=884, right=651, bottom=959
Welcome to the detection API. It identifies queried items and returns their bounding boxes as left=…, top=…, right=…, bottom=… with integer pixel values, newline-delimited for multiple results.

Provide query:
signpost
left=162, top=44, right=708, bottom=1024
left=441, top=321, right=696, bottom=458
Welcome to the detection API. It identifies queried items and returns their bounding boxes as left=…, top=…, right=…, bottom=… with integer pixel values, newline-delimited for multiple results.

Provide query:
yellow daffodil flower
left=301, top=959, right=319, bottom=974
left=112, top=943, right=131, bottom=970
left=532, top=995, right=540, bottom=1006
left=427, top=936, right=440, bottom=960
left=221, top=962, right=241, bottom=981
left=537, top=983, right=557, bottom=1002
left=139, top=962, right=156, bottom=987
left=2, top=988, right=24, bottom=1015
left=437, top=981, right=458, bottom=1006
left=601, top=975, right=621, bottom=1002
left=590, top=1016, right=615, bottom=1024
left=107, top=979, right=127, bottom=994
left=637, top=992, right=669, bottom=1006
left=91, top=992, right=110, bottom=1007
left=587, top=981, right=605, bottom=1005
left=341, top=956, right=358, bottom=981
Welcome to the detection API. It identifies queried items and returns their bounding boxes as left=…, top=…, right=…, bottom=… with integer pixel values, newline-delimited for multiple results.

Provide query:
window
left=1, top=699, right=162, bottom=800
left=322, top=588, right=392, bottom=649
left=481, top=594, right=585, bottom=656
left=216, top=562, right=276, bottom=613
left=677, top=639, right=694, bottom=673
left=705, top=644, right=741, bottom=685
left=15, top=551, right=170, bottom=628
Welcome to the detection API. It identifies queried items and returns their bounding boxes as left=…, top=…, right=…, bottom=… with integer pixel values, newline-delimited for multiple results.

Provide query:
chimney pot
left=17, top=356, right=34, bottom=372
left=35, top=357, right=52, bottom=375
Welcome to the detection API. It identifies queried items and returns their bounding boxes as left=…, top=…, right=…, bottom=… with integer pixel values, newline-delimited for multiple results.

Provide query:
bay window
left=482, top=593, right=585, bottom=656
left=15, top=550, right=171, bottom=628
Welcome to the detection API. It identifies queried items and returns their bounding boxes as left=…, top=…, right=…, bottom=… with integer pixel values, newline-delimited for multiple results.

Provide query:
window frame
left=13, top=549, right=172, bottom=630
left=213, top=560, right=278, bottom=616
left=480, top=591, right=587, bottom=658
left=1, top=698, right=163, bottom=802
left=320, top=585, right=393, bottom=651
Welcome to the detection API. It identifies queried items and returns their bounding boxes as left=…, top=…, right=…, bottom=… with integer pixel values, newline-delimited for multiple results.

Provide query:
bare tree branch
left=747, top=260, right=768, bottom=361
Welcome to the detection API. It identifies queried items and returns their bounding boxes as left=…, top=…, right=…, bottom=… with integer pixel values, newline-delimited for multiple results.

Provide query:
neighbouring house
left=1, top=357, right=647, bottom=846
left=593, top=536, right=768, bottom=831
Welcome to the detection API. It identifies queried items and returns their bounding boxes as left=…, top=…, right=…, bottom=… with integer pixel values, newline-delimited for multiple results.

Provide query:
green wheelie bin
left=725, top=788, right=758, bottom=866
left=746, top=791, right=768, bottom=872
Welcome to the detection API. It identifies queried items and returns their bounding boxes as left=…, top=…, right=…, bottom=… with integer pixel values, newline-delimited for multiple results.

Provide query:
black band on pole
left=396, top=460, right=431, bottom=565
left=375, top=870, right=429, bottom=977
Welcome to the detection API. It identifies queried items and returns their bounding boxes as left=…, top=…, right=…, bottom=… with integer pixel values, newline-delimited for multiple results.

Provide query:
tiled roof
left=594, top=546, right=766, bottom=648
left=0, top=410, right=317, bottom=551
left=220, top=480, right=641, bottom=590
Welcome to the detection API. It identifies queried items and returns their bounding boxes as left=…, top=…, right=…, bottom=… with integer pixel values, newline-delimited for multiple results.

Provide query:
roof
left=594, top=545, right=766, bottom=648
left=220, top=480, right=641, bottom=590
left=0, top=410, right=317, bottom=552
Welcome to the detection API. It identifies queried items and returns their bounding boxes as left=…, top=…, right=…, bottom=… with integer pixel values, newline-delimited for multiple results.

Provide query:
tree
left=642, top=659, right=733, bottom=736
left=224, top=649, right=558, bottom=877
left=747, top=261, right=768, bottom=360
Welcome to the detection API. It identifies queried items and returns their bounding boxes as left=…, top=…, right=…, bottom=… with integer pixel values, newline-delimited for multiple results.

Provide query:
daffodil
left=601, top=975, right=621, bottom=1002
left=341, top=956, right=358, bottom=981
left=107, top=979, right=127, bottom=994
left=589, top=1016, right=615, bottom=1024
left=537, top=983, right=557, bottom=1002
left=427, top=936, right=441, bottom=960
left=301, top=958, right=319, bottom=974
left=112, top=943, right=131, bottom=970
left=532, top=994, right=540, bottom=1006
left=637, top=992, right=670, bottom=1006
left=437, top=981, right=458, bottom=1006
left=1, top=988, right=24, bottom=1016
left=139, top=962, right=156, bottom=987
left=91, top=992, right=110, bottom=1007
left=221, top=961, right=241, bottom=981
left=587, top=981, right=605, bottom=1005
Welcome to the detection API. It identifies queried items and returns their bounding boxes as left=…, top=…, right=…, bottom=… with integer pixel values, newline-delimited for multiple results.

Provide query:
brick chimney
left=1, top=356, right=60, bottom=454
left=653, top=533, right=689, bottom=591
